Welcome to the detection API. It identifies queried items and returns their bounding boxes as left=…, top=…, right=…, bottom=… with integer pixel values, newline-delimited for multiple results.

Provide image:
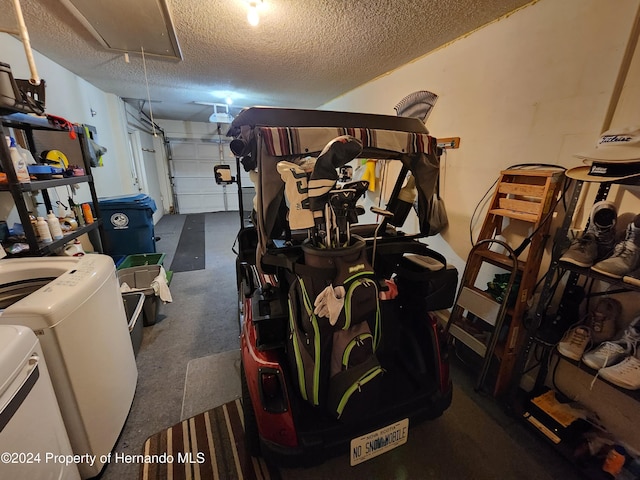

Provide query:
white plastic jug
left=62, top=240, right=85, bottom=256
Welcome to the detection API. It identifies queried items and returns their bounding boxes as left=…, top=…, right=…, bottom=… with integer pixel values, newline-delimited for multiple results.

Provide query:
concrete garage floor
left=100, top=211, right=584, bottom=480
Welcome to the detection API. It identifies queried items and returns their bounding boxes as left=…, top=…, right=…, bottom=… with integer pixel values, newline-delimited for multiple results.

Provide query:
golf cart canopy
left=227, top=107, right=441, bottom=263
left=227, top=106, right=429, bottom=136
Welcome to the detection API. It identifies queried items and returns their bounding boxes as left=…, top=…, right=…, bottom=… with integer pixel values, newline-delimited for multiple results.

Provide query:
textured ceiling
left=0, top=0, right=532, bottom=123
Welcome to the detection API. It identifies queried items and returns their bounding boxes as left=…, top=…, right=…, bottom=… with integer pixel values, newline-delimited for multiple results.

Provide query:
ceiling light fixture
left=247, top=0, right=263, bottom=27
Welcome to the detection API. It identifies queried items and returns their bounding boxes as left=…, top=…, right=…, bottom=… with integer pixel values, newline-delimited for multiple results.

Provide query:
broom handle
left=12, top=0, right=40, bottom=85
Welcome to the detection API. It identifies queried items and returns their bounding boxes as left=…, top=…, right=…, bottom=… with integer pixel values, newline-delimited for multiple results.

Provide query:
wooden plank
left=488, top=208, right=539, bottom=223
left=500, top=169, right=562, bottom=177
left=475, top=249, right=525, bottom=271
left=540, top=181, right=557, bottom=214
left=498, top=183, right=546, bottom=197
left=498, top=197, right=542, bottom=215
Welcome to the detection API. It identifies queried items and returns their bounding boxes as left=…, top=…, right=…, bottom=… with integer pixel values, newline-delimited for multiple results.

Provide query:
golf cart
left=229, top=107, right=456, bottom=467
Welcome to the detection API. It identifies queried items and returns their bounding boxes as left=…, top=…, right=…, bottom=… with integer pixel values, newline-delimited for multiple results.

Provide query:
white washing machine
left=0, top=255, right=138, bottom=479
left=0, top=324, right=80, bottom=480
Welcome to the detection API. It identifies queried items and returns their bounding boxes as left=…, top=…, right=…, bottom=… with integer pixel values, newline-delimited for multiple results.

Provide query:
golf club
left=308, top=135, right=363, bottom=248
left=370, top=206, right=394, bottom=268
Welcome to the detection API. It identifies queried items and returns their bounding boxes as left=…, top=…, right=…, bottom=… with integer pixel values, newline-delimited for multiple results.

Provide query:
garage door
left=169, top=140, right=250, bottom=214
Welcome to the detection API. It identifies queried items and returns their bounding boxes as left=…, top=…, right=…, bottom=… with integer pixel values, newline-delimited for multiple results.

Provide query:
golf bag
left=286, top=239, right=383, bottom=422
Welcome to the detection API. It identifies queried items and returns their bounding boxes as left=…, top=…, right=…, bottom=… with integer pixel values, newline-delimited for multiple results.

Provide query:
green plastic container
left=117, top=253, right=165, bottom=270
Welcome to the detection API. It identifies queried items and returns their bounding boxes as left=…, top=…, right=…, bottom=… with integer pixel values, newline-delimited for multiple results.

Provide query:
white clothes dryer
left=0, top=255, right=137, bottom=479
left=0, top=324, right=80, bottom=480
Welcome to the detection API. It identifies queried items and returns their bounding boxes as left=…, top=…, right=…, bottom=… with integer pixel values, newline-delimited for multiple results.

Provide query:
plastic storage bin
left=96, top=194, right=157, bottom=256
left=117, top=265, right=163, bottom=326
left=117, top=253, right=165, bottom=270
left=122, top=291, right=144, bottom=356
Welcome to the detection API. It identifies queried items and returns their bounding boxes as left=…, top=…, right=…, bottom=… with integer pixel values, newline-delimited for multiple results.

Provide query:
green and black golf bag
left=286, top=238, right=384, bottom=422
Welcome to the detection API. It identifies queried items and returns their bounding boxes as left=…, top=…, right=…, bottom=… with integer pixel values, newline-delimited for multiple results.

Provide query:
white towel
left=151, top=266, right=173, bottom=303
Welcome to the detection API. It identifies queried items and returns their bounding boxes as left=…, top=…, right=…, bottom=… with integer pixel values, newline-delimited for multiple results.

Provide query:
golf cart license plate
left=350, top=418, right=409, bottom=466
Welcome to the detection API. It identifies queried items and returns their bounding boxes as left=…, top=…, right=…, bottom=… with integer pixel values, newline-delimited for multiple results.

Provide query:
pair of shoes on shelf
left=557, top=297, right=621, bottom=360
left=559, top=202, right=640, bottom=279
left=560, top=312, right=640, bottom=390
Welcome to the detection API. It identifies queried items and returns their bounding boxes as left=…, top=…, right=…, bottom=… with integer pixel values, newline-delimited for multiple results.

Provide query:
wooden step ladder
left=446, top=169, right=565, bottom=397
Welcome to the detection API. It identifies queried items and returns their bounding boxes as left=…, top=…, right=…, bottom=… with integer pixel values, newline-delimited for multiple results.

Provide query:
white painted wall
left=323, top=0, right=640, bottom=261
left=322, top=0, right=640, bottom=453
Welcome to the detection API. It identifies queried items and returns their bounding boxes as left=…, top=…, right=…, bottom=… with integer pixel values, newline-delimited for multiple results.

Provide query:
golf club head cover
left=313, top=284, right=346, bottom=326
left=277, top=161, right=315, bottom=230
left=341, top=180, right=369, bottom=199
left=317, top=135, right=363, bottom=170
left=308, top=136, right=363, bottom=217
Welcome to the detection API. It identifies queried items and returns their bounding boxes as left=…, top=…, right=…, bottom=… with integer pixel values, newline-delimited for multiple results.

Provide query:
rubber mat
left=140, top=398, right=279, bottom=480
left=169, top=214, right=205, bottom=272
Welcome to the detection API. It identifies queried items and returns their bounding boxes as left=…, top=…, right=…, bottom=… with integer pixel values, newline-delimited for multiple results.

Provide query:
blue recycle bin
left=96, top=194, right=157, bottom=256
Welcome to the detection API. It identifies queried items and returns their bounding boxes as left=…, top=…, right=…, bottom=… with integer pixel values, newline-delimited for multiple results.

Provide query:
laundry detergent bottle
left=5, top=136, right=31, bottom=183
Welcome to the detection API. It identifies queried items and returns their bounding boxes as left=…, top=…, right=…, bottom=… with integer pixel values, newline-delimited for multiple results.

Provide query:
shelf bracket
left=437, top=137, right=460, bottom=149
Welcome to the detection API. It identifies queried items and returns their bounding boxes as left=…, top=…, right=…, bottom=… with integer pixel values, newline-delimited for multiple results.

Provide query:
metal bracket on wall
left=437, top=137, right=460, bottom=149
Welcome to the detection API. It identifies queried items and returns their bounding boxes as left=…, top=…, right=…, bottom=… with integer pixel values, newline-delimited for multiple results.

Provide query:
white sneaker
left=583, top=315, right=640, bottom=369
left=557, top=326, right=591, bottom=361
left=582, top=341, right=627, bottom=370
left=598, top=352, right=640, bottom=390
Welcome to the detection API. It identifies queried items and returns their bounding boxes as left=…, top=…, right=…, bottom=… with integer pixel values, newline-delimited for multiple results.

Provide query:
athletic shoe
left=591, top=215, right=640, bottom=278
left=582, top=341, right=629, bottom=370
left=558, top=233, right=599, bottom=267
left=582, top=315, right=640, bottom=369
left=559, top=201, right=617, bottom=267
left=622, top=267, right=640, bottom=288
left=557, top=326, right=591, bottom=361
left=584, top=297, right=621, bottom=344
left=598, top=351, right=640, bottom=390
